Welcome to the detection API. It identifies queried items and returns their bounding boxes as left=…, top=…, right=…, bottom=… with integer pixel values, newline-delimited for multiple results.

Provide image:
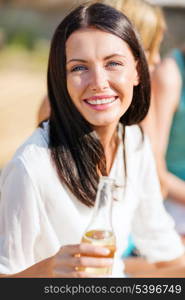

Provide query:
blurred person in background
left=152, top=45, right=185, bottom=242
left=0, top=2, right=185, bottom=278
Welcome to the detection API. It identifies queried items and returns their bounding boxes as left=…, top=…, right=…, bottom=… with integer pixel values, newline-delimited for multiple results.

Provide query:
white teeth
left=86, top=97, right=116, bottom=105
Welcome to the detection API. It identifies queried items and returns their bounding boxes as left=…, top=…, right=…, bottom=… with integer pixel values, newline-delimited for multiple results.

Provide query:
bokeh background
left=0, top=0, right=185, bottom=169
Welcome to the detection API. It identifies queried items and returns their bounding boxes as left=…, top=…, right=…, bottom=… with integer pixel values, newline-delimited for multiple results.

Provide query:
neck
left=94, top=123, right=118, bottom=151
left=94, top=123, right=119, bottom=174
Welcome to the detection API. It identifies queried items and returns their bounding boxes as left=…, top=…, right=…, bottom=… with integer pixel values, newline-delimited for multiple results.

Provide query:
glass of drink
left=80, top=177, right=116, bottom=276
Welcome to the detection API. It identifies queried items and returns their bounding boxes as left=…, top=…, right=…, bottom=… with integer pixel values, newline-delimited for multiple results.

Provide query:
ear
left=133, top=62, right=140, bottom=86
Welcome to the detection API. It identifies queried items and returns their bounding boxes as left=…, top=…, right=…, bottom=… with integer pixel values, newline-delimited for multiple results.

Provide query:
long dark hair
left=47, top=2, right=150, bottom=207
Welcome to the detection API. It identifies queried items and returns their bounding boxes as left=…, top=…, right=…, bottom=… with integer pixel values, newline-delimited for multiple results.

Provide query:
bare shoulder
left=153, top=57, right=182, bottom=89
left=152, top=57, right=182, bottom=112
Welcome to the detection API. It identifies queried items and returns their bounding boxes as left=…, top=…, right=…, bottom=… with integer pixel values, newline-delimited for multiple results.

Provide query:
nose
left=89, top=67, right=109, bottom=91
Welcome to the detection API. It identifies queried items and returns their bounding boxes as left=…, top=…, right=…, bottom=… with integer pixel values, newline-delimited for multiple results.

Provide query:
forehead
left=65, top=27, right=134, bottom=60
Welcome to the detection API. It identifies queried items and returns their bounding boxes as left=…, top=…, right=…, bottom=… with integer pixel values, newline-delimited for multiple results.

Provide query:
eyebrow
left=66, top=53, right=126, bottom=64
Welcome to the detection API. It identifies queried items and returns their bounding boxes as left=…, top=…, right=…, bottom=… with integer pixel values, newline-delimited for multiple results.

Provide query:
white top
left=0, top=122, right=184, bottom=276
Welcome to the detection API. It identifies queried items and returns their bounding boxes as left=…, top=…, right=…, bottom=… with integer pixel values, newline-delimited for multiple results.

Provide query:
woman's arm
left=0, top=244, right=113, bottom=278
left=124, top=254, right=185, bottom=277
left=152, top=57, right=185, bottom=203
left=133, top=254, right=185, bottom=278
left=0, top=256, right=54, bottom=278
left=165, top=172, right=185, bottom=204
left=0, top=159, right=113, bottom=278
left=132, top=132, right=185, bottom=266
left=141, top=97, right=168, bottom=198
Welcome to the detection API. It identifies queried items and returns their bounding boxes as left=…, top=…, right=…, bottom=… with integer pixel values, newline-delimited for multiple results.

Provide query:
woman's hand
left=1, top=243, right=113, bottom=278
left=51, top=243, right=113, bottom=277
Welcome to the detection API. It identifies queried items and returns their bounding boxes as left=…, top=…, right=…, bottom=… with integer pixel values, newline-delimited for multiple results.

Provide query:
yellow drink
left=81, top=229, right=116, bottom=275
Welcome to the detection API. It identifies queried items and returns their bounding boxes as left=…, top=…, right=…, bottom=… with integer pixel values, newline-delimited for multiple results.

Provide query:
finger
left=69, top=271, right=111, bottom=278
left=60, top=243, right=110, bottom=257
left=53, top=269, right=110, bottom=278
left=60, top=256, right=113, bottom=268
left=56, top=265, right=75, bottom=271
left=53, top=265, right=75, bottom=276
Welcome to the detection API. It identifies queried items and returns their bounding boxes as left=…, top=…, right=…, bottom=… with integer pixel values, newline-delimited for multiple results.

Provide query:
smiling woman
left=0, top=2, right=185, bottom=278
left=66, top=28, right=139, bottom=128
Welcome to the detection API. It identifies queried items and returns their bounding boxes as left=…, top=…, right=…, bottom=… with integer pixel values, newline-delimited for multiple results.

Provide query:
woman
left=152, top=46, right=185, bottom=239
left=0, top=2, right=184, bottom=278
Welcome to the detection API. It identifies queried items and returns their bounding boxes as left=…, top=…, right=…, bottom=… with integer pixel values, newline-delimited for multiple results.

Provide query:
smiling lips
left=84, top=95, right=118, bottom=111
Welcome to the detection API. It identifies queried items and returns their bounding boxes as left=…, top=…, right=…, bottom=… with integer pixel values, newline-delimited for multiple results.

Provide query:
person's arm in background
left=152, top=56, right=185, bottom=204
left=124, top=129, right=185, bottom=277
left=126, top=257, right=185, bottom=277
left=141, top=89, right=168, bottom=198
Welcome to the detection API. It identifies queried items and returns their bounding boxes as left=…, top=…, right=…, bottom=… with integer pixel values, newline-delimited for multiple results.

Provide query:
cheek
left=116, top=67, right=137, bottom=83
left=67, top=77, right=79, bottom=101
left=112, top=71, right=137, bottom=94
left=67, top=76, right=86, bottom=99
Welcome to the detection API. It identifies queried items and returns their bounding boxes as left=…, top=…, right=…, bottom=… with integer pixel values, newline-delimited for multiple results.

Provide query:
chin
left=89, top=118, right=120, bottom=128
left=81, top=109, right=124, bottom=127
